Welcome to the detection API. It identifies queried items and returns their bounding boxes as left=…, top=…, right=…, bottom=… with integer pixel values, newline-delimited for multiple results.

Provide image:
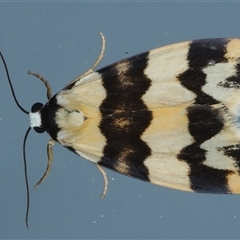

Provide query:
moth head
left=29, top=102, right=45, bottom=133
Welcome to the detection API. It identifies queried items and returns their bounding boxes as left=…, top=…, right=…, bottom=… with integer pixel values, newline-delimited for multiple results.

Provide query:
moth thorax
left=29, top=111, right=42, bottom=128
left=55, top=108, right=86, bottom=129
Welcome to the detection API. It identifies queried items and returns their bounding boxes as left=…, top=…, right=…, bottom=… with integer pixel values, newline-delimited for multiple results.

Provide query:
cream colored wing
left=53, top=38, right=240, bottom=194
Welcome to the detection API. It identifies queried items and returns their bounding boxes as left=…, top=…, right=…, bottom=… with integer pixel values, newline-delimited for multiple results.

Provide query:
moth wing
left=56, top=38, right=240, bottom=193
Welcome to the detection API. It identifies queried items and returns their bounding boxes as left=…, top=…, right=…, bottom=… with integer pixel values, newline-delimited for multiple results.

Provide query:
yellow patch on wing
left=144, top=154, right=192, bottom=191
left=58, top=115, right=106, bottom=163
left=227, top=172, right=240, bottom=193
left=142, top=107, right=192, bottom=153
left=141, top=106, right=193, bottom=190
left=143, top=41, right=195, bottom=107
left=226, top=38, right=240, bottom=58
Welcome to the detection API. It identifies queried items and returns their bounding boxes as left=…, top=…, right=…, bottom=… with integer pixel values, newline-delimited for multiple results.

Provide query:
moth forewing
left=28, top=37, right=240, bottom=195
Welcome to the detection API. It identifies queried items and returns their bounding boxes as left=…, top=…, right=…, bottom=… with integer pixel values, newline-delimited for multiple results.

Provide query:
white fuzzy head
left=29, top=111, right=42, bottom=128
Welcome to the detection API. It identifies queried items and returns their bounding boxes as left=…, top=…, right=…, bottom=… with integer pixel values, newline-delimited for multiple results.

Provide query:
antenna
left=0, top=51, right=31, bottom=228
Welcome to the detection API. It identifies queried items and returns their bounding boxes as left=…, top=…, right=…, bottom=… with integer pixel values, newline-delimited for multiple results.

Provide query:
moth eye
left=34, top=126, right=45, bottom=133
left=31, top=102, right=44, bottom=113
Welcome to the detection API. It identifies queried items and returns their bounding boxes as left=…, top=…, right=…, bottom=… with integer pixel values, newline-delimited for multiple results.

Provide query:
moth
left=1, top=33, right=240, bottom=227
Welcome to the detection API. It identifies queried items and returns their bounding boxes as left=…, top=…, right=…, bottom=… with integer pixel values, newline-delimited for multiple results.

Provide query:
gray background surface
left=1, top=2, right=240, bottom=239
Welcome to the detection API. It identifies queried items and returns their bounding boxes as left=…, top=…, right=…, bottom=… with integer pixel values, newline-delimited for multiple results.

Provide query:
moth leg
left=96, top=164, right=108, bottom=198
left=71, top=32, right=106, bottom=84
left=27, top=70, right=52, bottom=100
left=34, top=139, right=55, bottom=189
